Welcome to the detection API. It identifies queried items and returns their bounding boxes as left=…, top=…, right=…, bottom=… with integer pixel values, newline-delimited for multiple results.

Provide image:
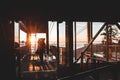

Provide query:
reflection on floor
left=20, top=53, right=57, bottom=80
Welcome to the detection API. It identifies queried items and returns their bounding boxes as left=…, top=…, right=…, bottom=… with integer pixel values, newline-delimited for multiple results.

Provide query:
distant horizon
left=49, top=40, right=102, bottom=48
left=48, top=21, right=105, bottom=43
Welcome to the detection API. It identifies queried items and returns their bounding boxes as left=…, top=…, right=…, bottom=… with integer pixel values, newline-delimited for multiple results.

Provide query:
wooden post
left=0, top=19, right=16, bottom=79
left=57, top=21, right=60, bottom=72
left=106, top=24, right=109, bottom=61
left=87, top=22, right=92, bottom=43
left=87, top=22, right=93, bottom=56
left=74, top=21, right=77, bottom=60
left=65, top=20, right=73, bottom=67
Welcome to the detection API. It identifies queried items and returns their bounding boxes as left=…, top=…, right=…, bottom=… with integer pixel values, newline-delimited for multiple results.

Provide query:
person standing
left=36, top=38, right=46, bottom=64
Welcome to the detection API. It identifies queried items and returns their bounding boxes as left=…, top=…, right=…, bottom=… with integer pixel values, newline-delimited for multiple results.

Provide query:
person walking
left=36, top=38, right=46, bottom=64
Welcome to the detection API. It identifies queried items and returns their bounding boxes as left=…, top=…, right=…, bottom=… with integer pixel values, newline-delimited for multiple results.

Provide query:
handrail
left=58, top=65, right=112, bottom=80
left=58, top=55, right=120, bottom=80
left=74, top=23, right=106, bottom=63
left=20, top=53, right=31, bottom=62
left=86, top=56, right=113, bottom=65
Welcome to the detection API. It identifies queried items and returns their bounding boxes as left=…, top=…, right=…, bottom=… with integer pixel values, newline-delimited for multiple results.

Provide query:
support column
left=74, top=21, right=77, bottom=60
left=87, top=22, right=93, bottom=56
left=87, top=22, right=92, bottom=43
left=0, top=19, right=16, bottom=79
left=45, top=21, right=49, bottom=55
left=26, top=32, right=31, bottom=52
left=65, top=20, right=73, bottom=67
left=106, top=24, right=109, bottom=61
left=56, top=21, right=60, bottom=74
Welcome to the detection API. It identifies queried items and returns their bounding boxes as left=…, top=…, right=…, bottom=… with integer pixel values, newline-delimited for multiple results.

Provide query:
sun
left=30, top=34, right=37, bottom=44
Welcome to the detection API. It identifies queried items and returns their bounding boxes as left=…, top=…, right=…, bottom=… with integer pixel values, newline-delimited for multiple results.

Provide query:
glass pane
left=59, top=21, right=66, bottom=64
left=93, top=22, right=104, bottom=44
left=14, top=21, right=19, bottom=48
left=48, top=21, right=57, bottom=46
left=20, top=29, right=27, bottom=47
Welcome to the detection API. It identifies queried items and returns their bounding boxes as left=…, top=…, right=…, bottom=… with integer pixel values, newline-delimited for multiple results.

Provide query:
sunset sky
left=48, top=21, right=105, bottom=43
left=15, top=21, right=120, bottom=47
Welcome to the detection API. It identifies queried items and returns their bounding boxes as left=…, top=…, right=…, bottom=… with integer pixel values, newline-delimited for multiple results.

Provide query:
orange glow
left=30, top=34, right=36, bottom=43
left=29, top=63, right=33, bottom=71
left=30, top=33, right=46, bottom=44
left=30, top=33, right=46, bottom=53
left=30, top=55, right=40, bottom=60
left=34, top=66, right=40, bottom=71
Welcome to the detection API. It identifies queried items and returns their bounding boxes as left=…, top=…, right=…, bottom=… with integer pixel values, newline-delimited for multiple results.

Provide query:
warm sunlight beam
left=30, top=34, right=36, bottom=44
left=30, top=33, right=46, bottom=53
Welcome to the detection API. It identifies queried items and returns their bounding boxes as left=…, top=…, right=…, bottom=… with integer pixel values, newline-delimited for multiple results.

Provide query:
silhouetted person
left=36, top=38, right=45, bottom=64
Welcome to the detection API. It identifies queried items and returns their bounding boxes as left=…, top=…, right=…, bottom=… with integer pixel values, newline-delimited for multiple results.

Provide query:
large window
left=93, top=22, right=104, bottom=44
left=14, top=21, right=20, bottom=48
left=59, top=21, right=66, bottom=47
left=73, top=22, right=87, bottom=61
left=74, top=22, right=87, bottom=49
left=48, top=21, right=57, bottom=46
left=20, top=29, right=27, bottom=47
left=14, top=21, right=27, bottom=48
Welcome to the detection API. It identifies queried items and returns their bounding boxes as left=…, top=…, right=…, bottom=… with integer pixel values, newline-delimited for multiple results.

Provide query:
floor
left=17, top=52, right=120, bottom=80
